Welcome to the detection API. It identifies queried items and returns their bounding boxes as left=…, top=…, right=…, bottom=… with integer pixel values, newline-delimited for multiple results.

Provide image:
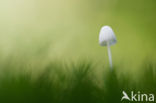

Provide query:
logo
left=121, top=91, right=155, bottom=102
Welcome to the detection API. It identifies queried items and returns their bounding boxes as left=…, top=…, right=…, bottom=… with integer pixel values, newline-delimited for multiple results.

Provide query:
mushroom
left=99, top=25, right=117, bottom=69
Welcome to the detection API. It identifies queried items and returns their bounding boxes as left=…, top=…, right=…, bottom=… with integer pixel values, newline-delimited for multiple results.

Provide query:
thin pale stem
left=107, top=44, right=113, bottom=69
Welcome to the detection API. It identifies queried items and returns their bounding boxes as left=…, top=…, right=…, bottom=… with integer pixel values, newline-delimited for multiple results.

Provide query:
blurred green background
left=0, top=0, right=156, bottom=72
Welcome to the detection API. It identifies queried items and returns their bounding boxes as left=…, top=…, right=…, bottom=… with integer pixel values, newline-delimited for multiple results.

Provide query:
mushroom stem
left=107, top=44, right=113, bottom=69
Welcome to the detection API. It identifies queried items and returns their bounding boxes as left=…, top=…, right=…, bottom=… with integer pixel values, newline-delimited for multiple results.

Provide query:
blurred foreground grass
left=0, top=0, right=155, bottom=102
left=0, top=61, right=155, bottom=103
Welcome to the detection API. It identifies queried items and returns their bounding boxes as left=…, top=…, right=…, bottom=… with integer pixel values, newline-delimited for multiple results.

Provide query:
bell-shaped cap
left=99, top=26, right=117, bottom=46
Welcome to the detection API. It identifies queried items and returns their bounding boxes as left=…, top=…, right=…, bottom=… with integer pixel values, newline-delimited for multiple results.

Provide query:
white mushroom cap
left=99, top=26, right=117, bottom=46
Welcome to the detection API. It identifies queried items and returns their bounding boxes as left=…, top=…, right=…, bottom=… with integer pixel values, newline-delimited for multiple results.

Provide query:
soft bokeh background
left=0, top=0, right=156, bottom=72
